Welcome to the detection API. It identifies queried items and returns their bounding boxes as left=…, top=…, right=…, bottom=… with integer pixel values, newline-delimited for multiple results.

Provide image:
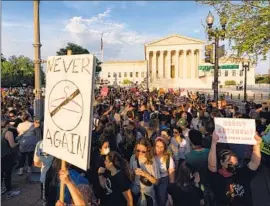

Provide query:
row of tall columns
left=148, top=50, right=200, bottom=81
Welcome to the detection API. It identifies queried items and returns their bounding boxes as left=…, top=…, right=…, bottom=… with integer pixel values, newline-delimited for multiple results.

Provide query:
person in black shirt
left=87, top=134, right=111, bottom=205
left=208, top=131, right=262, bottom=206
left=99, top=151, right=133, bottom=206
left=168, top=161, right=204, bottom=206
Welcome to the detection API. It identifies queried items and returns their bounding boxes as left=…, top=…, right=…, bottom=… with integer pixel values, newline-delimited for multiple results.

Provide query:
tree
left=56, top=42, right=90, bottom=55
left=1, top=55, right=45, bottom=87
left=122, top=79, right=132, bottom=85
left=198, top=1, right=270, bottom=62
left=1, top=53, right=6, bottom=62
left=56, top=42, right=102, bottom=74
left=255, top=75, right=270, bottom=84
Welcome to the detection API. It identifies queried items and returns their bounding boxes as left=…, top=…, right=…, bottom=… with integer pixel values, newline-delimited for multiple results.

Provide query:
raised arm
left=248, top=134, right=262, bottom=171
left=208, top=131, right=218, bottom=172
left=58, top=169, right=86, bottom=206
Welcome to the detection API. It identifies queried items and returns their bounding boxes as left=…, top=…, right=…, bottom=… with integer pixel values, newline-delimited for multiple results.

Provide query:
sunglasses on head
left=136, top=149, right=146, bottom=154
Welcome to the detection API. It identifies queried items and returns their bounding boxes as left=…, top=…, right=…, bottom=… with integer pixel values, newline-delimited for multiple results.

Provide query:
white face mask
left=103, top=147, right=110, bottom=155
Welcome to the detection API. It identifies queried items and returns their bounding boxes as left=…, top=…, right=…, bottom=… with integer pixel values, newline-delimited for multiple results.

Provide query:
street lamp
left=206, top=11, right=227, bottom=103
left=242, top=61, right=250, bottom=101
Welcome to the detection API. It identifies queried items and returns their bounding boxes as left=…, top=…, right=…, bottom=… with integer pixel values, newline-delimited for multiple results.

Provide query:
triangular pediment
left=145, top=34, right=205, bottom=46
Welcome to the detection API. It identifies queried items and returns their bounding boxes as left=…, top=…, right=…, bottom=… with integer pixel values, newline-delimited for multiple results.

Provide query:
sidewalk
left=1, top=170, right=43, bottom=206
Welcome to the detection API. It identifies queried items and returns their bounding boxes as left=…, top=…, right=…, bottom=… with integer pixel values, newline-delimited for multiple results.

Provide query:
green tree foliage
left=1, top=53, right=6, bottom=62
left=56, top=42, right=102, bottom=73
left=198, top=1, right=270, bottom=62
left=255, top=75, right=270, bottom=84
left=122, top=79, right=132, bottom=85
left=56, top=42, right=90, bottom=55
left=1, top=55, right=45, bottom=87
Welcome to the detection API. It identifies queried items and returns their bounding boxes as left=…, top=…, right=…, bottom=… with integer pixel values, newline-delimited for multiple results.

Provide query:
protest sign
left=101, top=87, right=109, bottom=97
left=43, top=53, right=95, bottom=170
left=214, top=117, right=256, bottom=145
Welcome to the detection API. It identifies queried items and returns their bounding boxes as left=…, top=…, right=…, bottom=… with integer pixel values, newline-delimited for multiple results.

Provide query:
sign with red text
left=43, top=54, right=96, bottom=170
left=214, top=118, right=256, bottom=145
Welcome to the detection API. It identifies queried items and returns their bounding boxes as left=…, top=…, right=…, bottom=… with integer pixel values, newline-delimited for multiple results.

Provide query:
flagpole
left=101, top=33, right=104, bottom=62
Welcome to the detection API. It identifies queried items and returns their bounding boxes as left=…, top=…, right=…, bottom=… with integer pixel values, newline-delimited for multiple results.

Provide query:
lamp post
left=242, top=61, right=250, bottom=101
left=206, top=11, right=227, bottom=103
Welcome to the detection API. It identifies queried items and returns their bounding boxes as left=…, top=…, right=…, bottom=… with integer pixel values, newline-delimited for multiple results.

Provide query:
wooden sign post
left=59, top=50, right=72, bottom=203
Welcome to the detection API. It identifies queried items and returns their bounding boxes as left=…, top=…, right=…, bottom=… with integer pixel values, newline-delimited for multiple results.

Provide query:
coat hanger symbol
left=50, top=86, right=82, bottom=113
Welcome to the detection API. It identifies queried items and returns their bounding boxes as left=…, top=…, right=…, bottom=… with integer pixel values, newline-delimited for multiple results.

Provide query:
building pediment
left=145, top=34, right=205, bottom=47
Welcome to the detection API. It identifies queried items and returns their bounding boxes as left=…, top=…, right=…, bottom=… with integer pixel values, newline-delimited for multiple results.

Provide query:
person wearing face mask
left=88, top=134, right=111, bottom=205
left=208, top=131, right=262, bottom=206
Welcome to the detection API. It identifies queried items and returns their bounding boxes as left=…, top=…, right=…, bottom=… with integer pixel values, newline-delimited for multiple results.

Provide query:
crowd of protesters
left=1, top=86, right=270, bottom=206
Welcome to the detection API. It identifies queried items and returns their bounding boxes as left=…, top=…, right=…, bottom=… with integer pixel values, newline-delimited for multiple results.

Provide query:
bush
left=225, top=80, right=236, bottom=86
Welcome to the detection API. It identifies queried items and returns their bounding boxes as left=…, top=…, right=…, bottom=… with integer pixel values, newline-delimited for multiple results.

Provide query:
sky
left=2, top=1, right=269, bottom=74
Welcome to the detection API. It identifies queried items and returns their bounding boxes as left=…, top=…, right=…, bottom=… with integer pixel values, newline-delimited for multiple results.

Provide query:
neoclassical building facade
left=100, top=34, right=255, bottom=89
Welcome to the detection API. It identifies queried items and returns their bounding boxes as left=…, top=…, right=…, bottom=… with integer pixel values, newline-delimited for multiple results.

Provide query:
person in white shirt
left=154, top=137, right=175, bottom=206
left=16, top=113, right=36, bottom=175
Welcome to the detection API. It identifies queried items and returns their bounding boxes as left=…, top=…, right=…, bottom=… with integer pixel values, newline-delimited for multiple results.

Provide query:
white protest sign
left=43, top=54, right=96, bottom=170
left=214, top=117, right=256, bottom=145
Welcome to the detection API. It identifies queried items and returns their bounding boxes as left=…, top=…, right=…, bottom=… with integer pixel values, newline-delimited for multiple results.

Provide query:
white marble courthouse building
left=100, top=34, right=255, bottom=89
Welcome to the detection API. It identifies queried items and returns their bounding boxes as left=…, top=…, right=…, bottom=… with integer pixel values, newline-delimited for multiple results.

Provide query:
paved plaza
left=1, top=171, right=42, bottom=206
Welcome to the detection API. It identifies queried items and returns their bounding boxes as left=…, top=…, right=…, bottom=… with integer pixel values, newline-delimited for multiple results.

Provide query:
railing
left=223, top=84, right=270, bottom=89
left=222, top=92, right=269, bottom=102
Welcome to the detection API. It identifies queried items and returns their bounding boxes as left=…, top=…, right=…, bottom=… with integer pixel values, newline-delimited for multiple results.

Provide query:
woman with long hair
left=130, top=138, right=160, bottom=206
left=169, top=126, right=191, bottom=170
left=167, top=161, right=204, bottom=206
left=45, top=158, right=98, bottom=206
left=154, top=137, right=175, bottom=206
left=98, top=151, right=133, bottom=206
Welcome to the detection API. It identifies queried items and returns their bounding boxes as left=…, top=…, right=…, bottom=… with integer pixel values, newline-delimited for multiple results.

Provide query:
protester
left=154, top=137, right=175, bottom=206
left=16, top=112, right=38, bottom=175
left=99, top=151, right=133, bottom=206
left=167, top=161, right=204, bottom=206
left=169, top=126, right=191, bottom=169
left=130, top=138, right=160, bottom=206
left=33, top=139, right=54, bottom=202
left=46, top=158, right=98, bottom=206
left=208, top=131, right=261, bottom=206
left=88, top=134, right=111, bottom=205
left=1, top=119, right=19, bottom=194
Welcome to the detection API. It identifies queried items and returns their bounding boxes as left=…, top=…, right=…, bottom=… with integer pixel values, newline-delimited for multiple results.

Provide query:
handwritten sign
left=101, top=87, right=109, bottom=97
left=214, top=117, right=256, bottom=145
left=43, top=54, right=96, bottom=170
